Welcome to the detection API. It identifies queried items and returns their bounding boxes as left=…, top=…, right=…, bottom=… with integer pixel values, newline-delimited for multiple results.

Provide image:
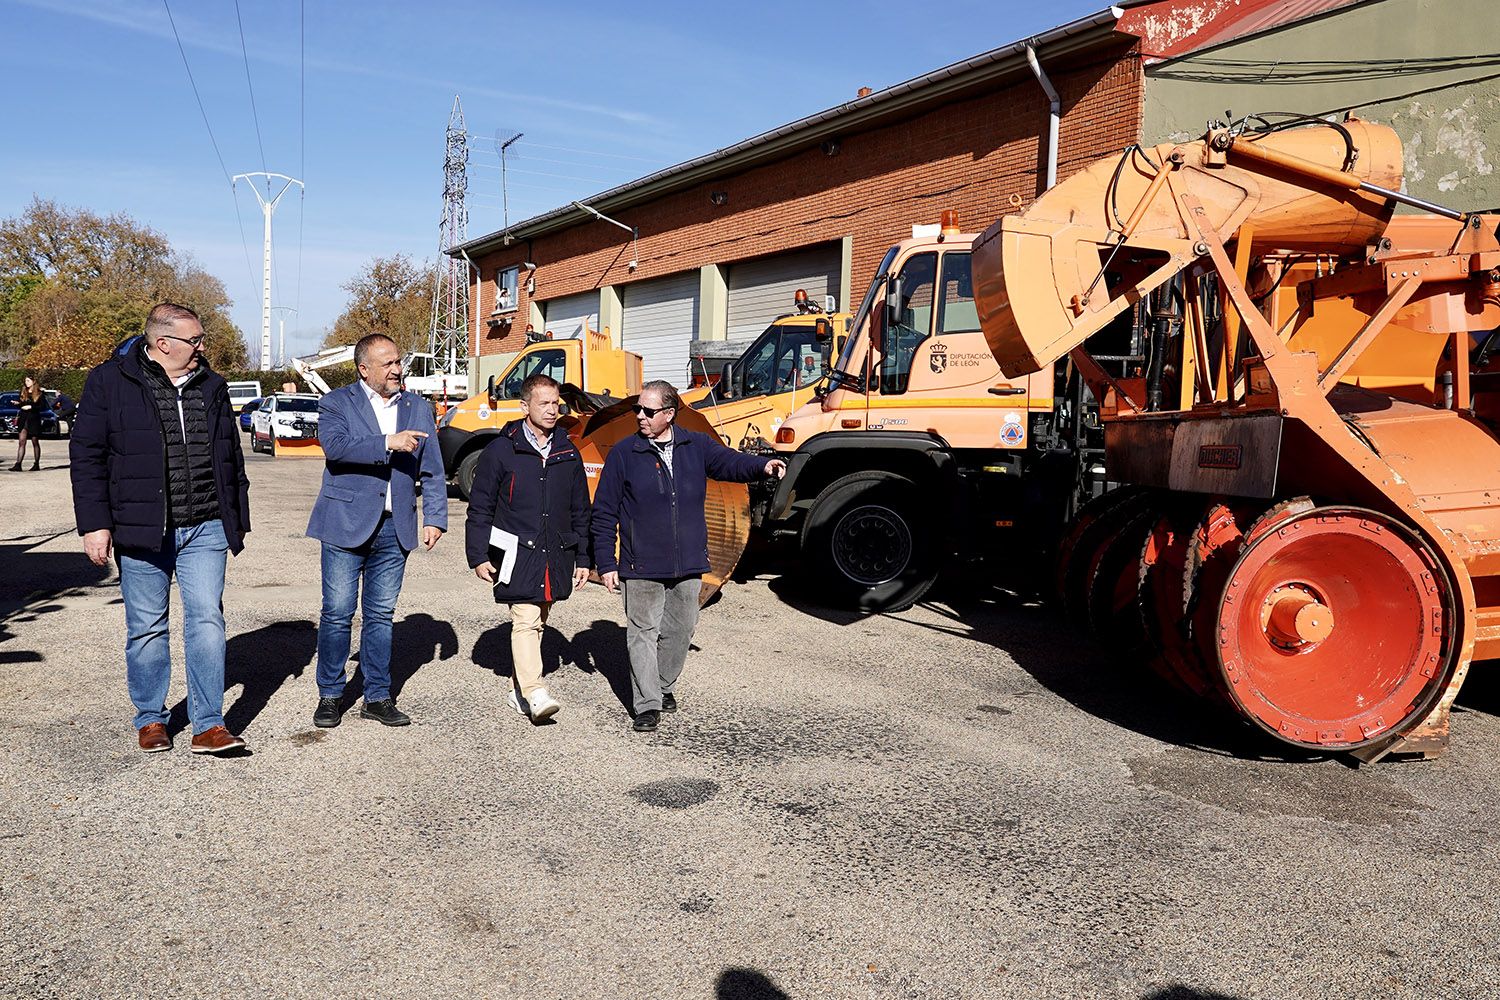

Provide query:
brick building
left=453, top=7, right=1140, bottom=387
left=452, top=0, right=1499, bottom=387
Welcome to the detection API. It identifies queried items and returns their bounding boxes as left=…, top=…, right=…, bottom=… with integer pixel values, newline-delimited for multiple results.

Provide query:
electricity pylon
left=428, top=96, right=469, bottom=376
left=232, top=172, right=303, bottom=371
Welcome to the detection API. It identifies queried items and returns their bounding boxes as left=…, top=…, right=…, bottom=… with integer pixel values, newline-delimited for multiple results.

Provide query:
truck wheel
left=802, top=471, right=937, bottom=613
left=456, top=450, right=481, bottom=502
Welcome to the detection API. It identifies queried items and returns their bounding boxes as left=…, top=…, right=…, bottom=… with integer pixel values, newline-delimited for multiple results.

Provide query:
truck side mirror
left=884, top=277, right=902, bottom=328
left=486, top=374, right=496, bottom=404
left=719, top=361, right=736, bottom=399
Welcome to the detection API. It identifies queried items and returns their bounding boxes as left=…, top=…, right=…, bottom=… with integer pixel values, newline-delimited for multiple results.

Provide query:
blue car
left=0, top=391, right=62, bottom=437
left=239, top=398, right=264, bottom=432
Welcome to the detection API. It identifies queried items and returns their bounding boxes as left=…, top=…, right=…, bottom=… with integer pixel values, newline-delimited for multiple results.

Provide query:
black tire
left=801, top=471, right=937, bottom=613
left=250, top=429, right=261, bottom=454
left=456, top=449, right=481, bottom=502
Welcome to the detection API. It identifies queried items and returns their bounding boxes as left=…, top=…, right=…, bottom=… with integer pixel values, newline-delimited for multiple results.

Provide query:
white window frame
left=493, top=265, right=519, bottom=315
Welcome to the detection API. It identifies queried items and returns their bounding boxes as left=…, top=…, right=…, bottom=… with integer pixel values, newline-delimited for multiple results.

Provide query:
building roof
left=1116, top=0, right=1366, bottom=64
left=452, top=5, right=1128, bottom=258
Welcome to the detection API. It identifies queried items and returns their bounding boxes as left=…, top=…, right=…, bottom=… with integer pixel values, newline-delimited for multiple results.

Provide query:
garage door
left=622, top=271, right=699, bottom=388
left=542, top=290, right=600, bottom=340
left=725, top=243, right=842, bottom=342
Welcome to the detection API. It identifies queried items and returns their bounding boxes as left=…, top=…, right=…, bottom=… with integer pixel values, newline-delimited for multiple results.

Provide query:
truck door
left=876, top=252, right=938, bottom=396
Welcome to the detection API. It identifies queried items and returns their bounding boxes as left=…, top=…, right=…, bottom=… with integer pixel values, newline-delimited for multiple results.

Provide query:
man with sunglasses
left=71, top=302, right=252, bottom=755
left=591, top=380, right=785, bottom=732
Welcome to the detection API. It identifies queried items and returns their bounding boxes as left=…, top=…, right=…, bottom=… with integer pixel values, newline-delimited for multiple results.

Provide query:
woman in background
left=13, top=374, right=43, bottom=471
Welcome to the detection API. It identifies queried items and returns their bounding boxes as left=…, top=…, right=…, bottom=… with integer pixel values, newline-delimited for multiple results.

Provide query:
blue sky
left=0, top=0, right=1104, bottom=360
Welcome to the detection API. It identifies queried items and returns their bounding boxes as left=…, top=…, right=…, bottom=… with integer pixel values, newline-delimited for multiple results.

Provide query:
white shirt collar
left=360, top=380, right=401, bottom=407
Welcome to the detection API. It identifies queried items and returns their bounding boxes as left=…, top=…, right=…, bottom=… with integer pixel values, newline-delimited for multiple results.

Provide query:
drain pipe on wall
left=1026, top=43, right=1061, bottom=191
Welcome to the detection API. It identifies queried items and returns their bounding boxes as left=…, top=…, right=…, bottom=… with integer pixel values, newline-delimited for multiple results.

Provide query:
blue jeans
left=317, top=514, right=408, bottom=702
left=118, top=519, right=229, bottom=735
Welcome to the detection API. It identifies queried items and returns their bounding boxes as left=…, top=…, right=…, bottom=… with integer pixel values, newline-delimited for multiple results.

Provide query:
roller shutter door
left=725, top=244, right=841, bottom=341
left=622, top=271, right=699, bottom=388
left=542, top=290, right=599, bottom=340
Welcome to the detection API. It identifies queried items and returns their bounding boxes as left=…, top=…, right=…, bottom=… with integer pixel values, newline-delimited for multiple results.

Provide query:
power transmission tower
left=232, top=172, right=303, bottom=370
left=429, top=95, right=469, bottom=377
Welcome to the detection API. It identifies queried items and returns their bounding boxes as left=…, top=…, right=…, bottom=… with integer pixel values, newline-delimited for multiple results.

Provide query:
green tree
left=0, top=197, right=250, bottom=367
left=325, top=254, right=436, bottom=355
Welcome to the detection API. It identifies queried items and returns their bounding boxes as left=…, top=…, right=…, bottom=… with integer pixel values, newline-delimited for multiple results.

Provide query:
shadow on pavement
left=715, top=968, right=790, bottom=1000
left=1143, top=988, right=1250, bottom=1000
left=471, top=616, right=633, bottom=712
left=0, top=530, right=112, bottom=667
left=767, top=575, right=1323, bottom=763
left=168, top=619, right=318, bottom=737
left=346, top=611, right=459, bottom=704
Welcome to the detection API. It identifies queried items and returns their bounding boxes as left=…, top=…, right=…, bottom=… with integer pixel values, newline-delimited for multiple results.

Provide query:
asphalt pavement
left=2, top=445, right=1499, bottom=999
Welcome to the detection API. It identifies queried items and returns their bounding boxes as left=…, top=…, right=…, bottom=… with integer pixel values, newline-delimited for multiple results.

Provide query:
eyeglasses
left=160, top=333, right=206, bottom=349
left=631, top=404, right=674, bottom=418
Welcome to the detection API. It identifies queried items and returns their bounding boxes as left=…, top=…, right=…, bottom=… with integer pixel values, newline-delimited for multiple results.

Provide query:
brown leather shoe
left=189, top=725, right=247, bottom=755
left=137, top=723, right=171, bottom=753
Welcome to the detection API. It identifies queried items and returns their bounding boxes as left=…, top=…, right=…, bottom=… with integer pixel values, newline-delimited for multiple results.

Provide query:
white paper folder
left=489, top=527, right=519, bottom=585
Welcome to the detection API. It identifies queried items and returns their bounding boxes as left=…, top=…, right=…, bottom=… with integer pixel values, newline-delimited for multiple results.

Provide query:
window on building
left=494, top=266, right=519, bottom=315
left=878, top=251, right=937, bottom=394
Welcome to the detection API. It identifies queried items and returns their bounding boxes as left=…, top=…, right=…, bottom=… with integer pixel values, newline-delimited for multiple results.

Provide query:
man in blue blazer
left=306, top=334, right=447, bottom=728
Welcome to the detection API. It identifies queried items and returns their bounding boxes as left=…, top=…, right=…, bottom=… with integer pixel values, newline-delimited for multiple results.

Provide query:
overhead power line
left=294, top=0, right=305, bottom=347
left=161, top=0, right=259, bottom=318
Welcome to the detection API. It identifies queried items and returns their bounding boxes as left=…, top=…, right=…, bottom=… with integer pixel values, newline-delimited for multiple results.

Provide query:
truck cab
left=687, top=296, right=852, bottom=452
left=438, top=326, right=642, bottom=499
left=760, top=215, right=1104, bottom=611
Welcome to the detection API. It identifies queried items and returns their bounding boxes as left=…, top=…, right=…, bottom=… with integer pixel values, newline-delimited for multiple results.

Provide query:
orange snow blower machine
left=973, top=115, right=1500, bottom=759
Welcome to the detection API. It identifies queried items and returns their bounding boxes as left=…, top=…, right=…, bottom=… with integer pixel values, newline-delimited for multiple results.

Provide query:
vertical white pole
left=260, top=200, right=274, bottom=370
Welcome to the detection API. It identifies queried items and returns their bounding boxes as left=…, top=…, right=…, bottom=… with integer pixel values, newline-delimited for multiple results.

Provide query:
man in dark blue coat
left=465, top=373, right=590, bottom=723
left=591, top=380, right=785, bottom=732
left=70, top=303, right=251, bottom=755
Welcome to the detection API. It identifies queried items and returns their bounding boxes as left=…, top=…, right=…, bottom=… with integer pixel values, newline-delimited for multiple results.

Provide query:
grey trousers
left=622, top=576, right=701, bottom=714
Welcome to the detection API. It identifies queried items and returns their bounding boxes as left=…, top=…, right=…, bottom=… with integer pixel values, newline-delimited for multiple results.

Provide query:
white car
left=249, top=393, right=321, bottom=453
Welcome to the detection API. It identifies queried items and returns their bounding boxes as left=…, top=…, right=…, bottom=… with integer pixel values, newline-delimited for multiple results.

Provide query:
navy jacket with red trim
left=464, top=419, right=591, bottom=604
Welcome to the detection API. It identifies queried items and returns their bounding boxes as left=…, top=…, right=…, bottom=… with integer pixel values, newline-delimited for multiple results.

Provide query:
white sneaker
left=506, top=689, right=530, bottom=718
left=527, top=688, right=561, bottom=722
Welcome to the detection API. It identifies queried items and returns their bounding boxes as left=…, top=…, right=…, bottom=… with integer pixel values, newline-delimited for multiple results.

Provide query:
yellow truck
left=438, top=326, right=643, bottom=499
left=440, top=301, right=852, bottom=499
left=684, top=299, right=852, bottom=452
left=758, top=215, right=1118, bottom=610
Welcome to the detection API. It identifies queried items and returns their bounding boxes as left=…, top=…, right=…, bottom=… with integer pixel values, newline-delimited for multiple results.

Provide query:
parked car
left=239, top=397, right=264, bottom=433
left=0, top=391, right=61, bottom=438
left=249, top=393, right=320, bottom=453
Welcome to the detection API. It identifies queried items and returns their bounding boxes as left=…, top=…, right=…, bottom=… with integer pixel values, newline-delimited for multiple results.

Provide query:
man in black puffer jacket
left=70, top=303, right=252, bottom=756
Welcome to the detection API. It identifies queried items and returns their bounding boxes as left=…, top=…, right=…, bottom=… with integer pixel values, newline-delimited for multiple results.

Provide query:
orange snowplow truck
left=762, top=214, right=1123, bottom=611
left=973, top=114, right=1500, bottom=759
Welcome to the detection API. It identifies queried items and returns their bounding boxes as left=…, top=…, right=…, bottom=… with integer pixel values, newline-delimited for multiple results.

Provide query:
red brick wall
left=473, top=42, right=1142, bottom=357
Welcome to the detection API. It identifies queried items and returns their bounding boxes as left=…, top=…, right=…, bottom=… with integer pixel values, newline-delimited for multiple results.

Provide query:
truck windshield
left=499, top=348, right=567, bottom=399
left=738, top=324, right=824, bottom=397
left=277, top=398, right=319, bottom=413
left=831, top=245, right=899, bottom=389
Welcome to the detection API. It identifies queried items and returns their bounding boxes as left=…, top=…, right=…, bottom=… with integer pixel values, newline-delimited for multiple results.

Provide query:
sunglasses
left=631, top=404, right=673, bottom=418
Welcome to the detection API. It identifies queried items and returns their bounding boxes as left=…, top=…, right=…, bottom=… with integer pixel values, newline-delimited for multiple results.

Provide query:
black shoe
left=661, top=693, right=678, bottom=713
left=313, top=697, right=342, bottom=728
left=29, top=460, right=38, bottom=471
left=360, top=699, right=411, bottom=727
left=7, top=463, right=18, bottom=472
left=632, top=710, right=660, bottom=733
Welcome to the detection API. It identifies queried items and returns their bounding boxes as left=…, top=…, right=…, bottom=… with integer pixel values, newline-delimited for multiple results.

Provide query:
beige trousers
left=509, top=602, right=552, bottom=697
